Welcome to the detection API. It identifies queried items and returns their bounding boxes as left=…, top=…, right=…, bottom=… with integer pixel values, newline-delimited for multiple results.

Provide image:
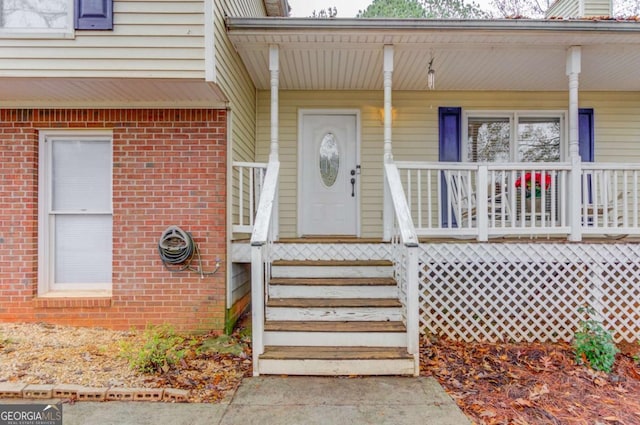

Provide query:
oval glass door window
left=319, top=133, right=339, bottom=187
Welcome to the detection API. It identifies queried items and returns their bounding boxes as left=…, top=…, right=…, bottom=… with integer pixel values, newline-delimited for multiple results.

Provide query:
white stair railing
left=384, top=162, right=420, bottom=376
left=232, top=161, right=267, bottom=234
left=250, top=160, right=279, bottom=376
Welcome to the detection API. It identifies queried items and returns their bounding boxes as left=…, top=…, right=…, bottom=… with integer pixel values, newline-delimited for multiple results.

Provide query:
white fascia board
left=226, top=17, right=640, bottom=33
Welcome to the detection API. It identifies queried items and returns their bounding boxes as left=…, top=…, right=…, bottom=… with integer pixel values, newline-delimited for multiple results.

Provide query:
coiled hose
left=158, top=225, right=219, bottom=278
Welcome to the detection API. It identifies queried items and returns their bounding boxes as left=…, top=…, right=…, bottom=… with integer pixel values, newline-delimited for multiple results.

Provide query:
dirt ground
left=0, top=321, right=252, bottom=403
left=1, top=319, right=639, bottom=424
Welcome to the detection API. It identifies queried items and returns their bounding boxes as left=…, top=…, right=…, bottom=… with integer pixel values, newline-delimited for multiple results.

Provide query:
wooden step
left=263, top=321, right=407, bottom=347
left=261, top=346, right=413, bottom=360
left=268, top=277, right=398, bottom=298
left=267, top=298, right=401, bottom=308
left=269, top=277, right=396, bottom=286
left=265, top=297, right=402, bottom=321
left=258, top=346, right=416, bottom=376
left=264, top=320, right=406, bottom=332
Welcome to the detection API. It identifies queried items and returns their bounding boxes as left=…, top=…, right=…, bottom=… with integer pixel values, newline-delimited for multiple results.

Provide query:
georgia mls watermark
left=0, top=403, right=62, bottom=425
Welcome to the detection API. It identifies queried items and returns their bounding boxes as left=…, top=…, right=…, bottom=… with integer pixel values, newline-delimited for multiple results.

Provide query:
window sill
left=34, top=291, right=112, bottom=309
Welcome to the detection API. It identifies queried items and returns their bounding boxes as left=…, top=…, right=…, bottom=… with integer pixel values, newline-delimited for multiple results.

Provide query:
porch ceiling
left=0, top=78, right=227, bottom=108
left=227, top=18, right=640, bottom=92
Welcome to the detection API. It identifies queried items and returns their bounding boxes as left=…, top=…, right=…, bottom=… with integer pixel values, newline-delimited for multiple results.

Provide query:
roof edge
left=227, top=17, right=640, bottom=33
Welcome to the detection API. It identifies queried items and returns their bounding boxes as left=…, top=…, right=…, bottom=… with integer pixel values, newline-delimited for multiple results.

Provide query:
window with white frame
left=39, top=132, right=113, bottom=294
left=0, top=0, right=72, bottom=32
left=465, top=112, right=564, bottom=163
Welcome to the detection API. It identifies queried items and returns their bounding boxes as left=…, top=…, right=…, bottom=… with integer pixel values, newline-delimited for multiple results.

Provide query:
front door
left=299, top=112, right=359, bottom=236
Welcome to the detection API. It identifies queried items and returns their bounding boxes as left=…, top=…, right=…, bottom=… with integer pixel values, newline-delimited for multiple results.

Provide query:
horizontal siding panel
left=112, top=13, right=203, bottom=25
left=0, top=36, right=203, bottom=48
left=258, top=90, right=640, bottom=238
left=0, top=59, right=203, bottom=71
left=0, top=0, right=205, bottom=78
left=114, top=2, right=204, bottom=13
left=585, top=0, right=612, bottom=16
left=3, top=48, right=202, bottom=59
left=107, top=25, right=204, bottom=36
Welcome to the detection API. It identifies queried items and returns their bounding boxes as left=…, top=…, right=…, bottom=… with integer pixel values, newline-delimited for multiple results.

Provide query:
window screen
left=517, top=117, right=561, bottom=162
left=49, top=138, right=112, bottom=287
left=466, top=117, right=510, bottom=162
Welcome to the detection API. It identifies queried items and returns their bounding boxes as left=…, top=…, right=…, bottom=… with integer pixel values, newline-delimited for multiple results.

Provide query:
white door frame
left=297, top=109, right=361, bottom=237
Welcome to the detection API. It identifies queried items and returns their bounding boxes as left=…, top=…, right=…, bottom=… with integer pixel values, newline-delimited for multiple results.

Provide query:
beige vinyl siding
left=546, top=0, right=611, bottom=17
left=546, top=0, right=580, bottom=17
left=257, top=90, right=640, bottom=238
left=214, top=0, right=266, bottom=239
left=584, top=0, right=612, bottom=16
left=224, top=0, right=267, bottom=16
left=0, top=0, right=205, bottom=78
left=215, top=0, right=266, bottom=164
left=582, top=92, right=640, bottom=162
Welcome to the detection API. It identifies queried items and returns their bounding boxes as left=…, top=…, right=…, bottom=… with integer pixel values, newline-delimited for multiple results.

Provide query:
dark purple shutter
left=75, top=0, right=113, bottom=30
left=578, top=108, right=594, bottom=162
left=579, top=108, right=595, bottom=205
left=439, top=107, right=462, bottom=226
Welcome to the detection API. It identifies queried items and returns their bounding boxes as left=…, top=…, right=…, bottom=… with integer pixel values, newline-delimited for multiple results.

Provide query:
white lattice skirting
left=420, top=243, right=640, bottom=343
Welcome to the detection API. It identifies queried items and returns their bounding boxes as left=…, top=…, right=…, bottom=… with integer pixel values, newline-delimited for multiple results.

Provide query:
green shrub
left=573, top=307, right=619, bottom=373
left=120, top=324, right=186, bottom=373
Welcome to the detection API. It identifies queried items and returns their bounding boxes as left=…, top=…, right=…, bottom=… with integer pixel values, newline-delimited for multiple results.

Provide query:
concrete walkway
left=3, top=377, right=471, bottom=425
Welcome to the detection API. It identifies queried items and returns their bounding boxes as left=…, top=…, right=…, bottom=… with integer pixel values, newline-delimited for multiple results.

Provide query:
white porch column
left=567, top=46, right=582, bottom=241
left=269, top=45, right=279, bottom=162
left=382, top=45, right=394, bottom=241
left=383, top=45, right=394, bottom=163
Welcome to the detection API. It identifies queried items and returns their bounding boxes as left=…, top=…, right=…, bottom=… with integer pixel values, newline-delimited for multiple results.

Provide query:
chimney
left=545, top=0, right=612, bottom=18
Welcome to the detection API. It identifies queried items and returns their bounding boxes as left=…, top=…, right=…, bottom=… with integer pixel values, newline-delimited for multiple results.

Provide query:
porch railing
left=581, top=164, right=640, bottom=237
left=384, top=162, right=419, bottom=376
left=250, top=160, right=279, bottom=376
left=395, top=161, right=640, bottom=241
left=232, top=161, right=267, bottom=234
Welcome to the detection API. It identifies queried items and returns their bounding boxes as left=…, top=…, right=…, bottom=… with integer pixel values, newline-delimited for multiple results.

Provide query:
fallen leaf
left=594, top=377, right=607, bottom=387
left=515, top=398, right=534, bottom=407
left=529, top=383, right=550, bottom=400
left=479, top=409, right=497, bottom=418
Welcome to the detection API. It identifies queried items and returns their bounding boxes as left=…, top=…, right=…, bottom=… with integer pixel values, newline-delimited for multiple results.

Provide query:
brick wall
left=0, top=109, right=227, bottom=332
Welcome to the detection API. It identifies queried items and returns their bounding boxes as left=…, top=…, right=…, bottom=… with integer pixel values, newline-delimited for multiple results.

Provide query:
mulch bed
left=421, top=337, right=640, bottom=425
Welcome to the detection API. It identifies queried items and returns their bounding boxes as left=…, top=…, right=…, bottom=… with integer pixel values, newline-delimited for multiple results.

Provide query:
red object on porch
left=515, top=172, right=552, bottom=190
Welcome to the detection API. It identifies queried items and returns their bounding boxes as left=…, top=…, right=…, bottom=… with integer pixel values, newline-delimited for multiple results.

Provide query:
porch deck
left=235, top=159, right=640, bottom=376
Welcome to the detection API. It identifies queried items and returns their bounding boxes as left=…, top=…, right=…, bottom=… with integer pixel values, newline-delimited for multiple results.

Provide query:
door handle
left=350, top=169, right=356, bottom=197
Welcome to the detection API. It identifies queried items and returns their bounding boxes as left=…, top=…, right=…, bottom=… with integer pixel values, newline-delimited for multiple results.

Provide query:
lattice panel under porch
left=392, top=241, right=409, bottom=325
left=419, top=243, right=640, bottom=343
left=271, top=243, right=392, bottom=261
